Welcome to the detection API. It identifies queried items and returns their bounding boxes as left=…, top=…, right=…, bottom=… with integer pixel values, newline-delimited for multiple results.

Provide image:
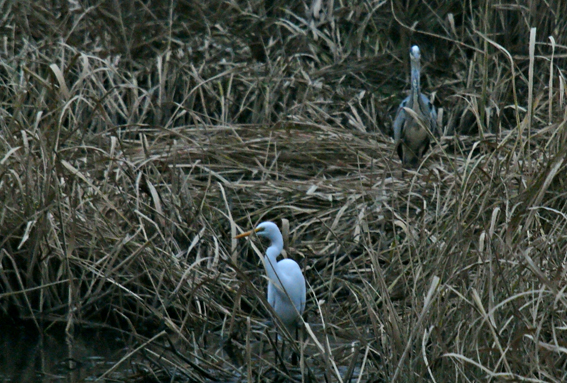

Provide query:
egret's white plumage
left=236, top=221, right=306, bottom=335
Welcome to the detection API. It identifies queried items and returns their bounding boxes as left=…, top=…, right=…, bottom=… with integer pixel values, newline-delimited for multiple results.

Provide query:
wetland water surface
left=0, top=320, right=364, bottom=382
left=0, top=323, right=134, bottom=382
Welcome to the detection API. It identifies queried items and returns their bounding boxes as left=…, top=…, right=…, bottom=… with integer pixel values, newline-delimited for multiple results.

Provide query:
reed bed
left=1, top=0, right=567, bottom=381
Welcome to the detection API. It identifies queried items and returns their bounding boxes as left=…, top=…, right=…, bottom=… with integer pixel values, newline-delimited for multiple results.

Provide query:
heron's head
left=410, top=45, right=421, bottom=62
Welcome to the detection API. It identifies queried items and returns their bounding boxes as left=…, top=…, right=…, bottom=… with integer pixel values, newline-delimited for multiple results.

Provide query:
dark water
left=0, top=321, right=364, bottom=382
left=0, top=323, right=133, bottom=382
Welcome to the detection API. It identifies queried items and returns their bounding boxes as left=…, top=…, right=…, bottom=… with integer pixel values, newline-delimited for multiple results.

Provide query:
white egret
left=235, top=221, right=306, bottom=337
left=393, top=45, right=439, bottom=167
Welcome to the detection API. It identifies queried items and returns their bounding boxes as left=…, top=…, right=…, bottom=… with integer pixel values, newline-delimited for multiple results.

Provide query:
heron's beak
left=235, top=227, right=262, bottom=239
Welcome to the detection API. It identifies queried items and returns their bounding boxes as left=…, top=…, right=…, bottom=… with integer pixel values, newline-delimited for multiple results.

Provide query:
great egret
left=235, top=221, right=306, bottom=336
left=393, top=45, right=439, bottom=167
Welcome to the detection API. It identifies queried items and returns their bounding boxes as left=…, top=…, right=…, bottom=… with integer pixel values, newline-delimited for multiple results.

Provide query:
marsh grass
left=1, top=0, right=567, bottom=381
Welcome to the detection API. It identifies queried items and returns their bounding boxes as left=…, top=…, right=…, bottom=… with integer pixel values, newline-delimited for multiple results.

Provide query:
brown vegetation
left=1, top=0, right=567, bottom=381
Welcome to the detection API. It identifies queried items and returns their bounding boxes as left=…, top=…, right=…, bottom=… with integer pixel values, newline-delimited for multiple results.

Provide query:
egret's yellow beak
left=235, top=227, right=262, bottom=239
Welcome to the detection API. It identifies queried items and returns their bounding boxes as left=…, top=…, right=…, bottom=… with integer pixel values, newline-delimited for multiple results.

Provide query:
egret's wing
left=267, top=281, right=276, bottom=308
left=290, top=270, right=306, bottom=316
left=275, top=259, right=306, bottom=317
left=298, top=277, right=306, bottom=314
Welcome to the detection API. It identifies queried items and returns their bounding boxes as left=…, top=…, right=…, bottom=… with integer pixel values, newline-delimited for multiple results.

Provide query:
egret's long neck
left=410, top=60, right=421, bottom=107
left=264, top=237, right=284, bottom=288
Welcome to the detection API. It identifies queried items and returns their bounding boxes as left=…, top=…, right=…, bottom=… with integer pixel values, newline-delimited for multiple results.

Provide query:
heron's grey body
left=393, top=45, right=439, bottom=167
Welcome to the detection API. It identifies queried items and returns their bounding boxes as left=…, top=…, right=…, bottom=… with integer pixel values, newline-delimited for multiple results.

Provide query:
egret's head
left=235, top=221, right=282, bottom=243
left=253, top=221, right=280, bottom=241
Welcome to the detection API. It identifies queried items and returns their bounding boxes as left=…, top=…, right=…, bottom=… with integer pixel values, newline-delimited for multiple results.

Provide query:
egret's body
left=393, top=45, right=439, bottom=167
left=236, top=222, right=306, bottom=336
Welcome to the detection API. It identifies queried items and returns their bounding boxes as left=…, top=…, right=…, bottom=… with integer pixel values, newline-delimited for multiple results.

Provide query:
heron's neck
left=411, top=64, right=421, bottom=106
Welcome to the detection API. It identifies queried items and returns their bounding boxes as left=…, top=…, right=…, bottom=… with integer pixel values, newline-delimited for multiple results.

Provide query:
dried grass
left=1, top=0, right=567, bottom=381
